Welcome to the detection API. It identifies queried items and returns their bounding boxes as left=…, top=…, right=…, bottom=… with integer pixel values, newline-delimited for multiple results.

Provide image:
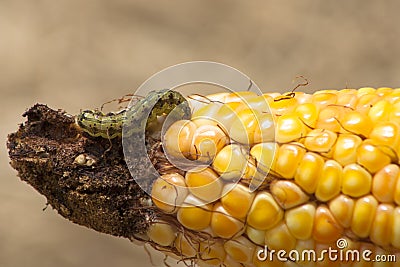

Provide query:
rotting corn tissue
left=147, top=88, right=400, bottom=266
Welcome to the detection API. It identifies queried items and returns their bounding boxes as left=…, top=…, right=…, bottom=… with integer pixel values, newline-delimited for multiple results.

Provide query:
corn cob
left=148, top=88, right=400, bottom=266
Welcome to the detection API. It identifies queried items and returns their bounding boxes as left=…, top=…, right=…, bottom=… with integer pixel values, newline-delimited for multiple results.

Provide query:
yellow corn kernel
left=198, top=241, right=226, bottom=267
left=229, top=108, right=260, bottom=145
left=294, top=152, right=324, bottom=194
left=356, top=93, right=381, bottom=114
left=238, top=156, right=259, bottom=187
left=356, top=140, right=391, bottom=174
left=390, top=97, right=400, bottom=117
left=315, top=106, right=344, bottom=132
left=340, top=111, right=373, bottom=137
left=212, top=144, right=250, bottom=182
left=187, top=98, right=206, bottom=116
left=337, top=89, right=358, bottom=108
left=276, top=113, right=307, bottom=143
left=395, top=174, right=400, bottom=206
left=253, top=113, right=275, bottom=143
left=250, top=142, right=278, bottom=175
left=315, top=160, right=342, bottom=202
left=304, top=129, right=337, bottom=154
left=211, top=202, right=245, bottom=239
left=147, top=221, right=176, bottom=247
left=247, top=192, right=283, bottom=230
left=245, top=95, right=271, bottom=112
left=275, top=143, right=306, bottom=179
left=221, top=183, right=255, bottom=219
left=370, top=204, right=394, bottom=247
left=151, top=173, right=188, bottom=214
left=246, top=226, right=266, bottom=246
left=177, top=195, right=212, bottom=231
left=391, top=207, right=400, bottom=248
left=372, top=164, right=399, bottom=203
left=191, top=102, right=221, bottom=121
left=383, top=87, right=400, bottom=98
left=191, top=118, right=219, bottom=128
left=312, top=205, right=343, bottom=243
left=385, top=88, right=400, bottom=102
left=342, top=163, right=372, bottom=198
left=357, top=87, right=376, bottom=96
left=270, top=180, right=309, bottom=209
left=294, top=103, right=319, bottom=128
left=224, top=236, right=256, bottom=264
left=264, top=221, right=297, bottom=251
left=293, top=91, right=312, bottom=103
left=369, top=121, right=400, bottom=152
left=376, top=87, right=393, bottom=96
left=312, top=92, right=338, bottom=108
left=285, top=203, right=316, bottom=240
left=328, top=194, right=355, bottom=228
left=188, top=119, right=216, bottom=133
left=246, top=168, right=268, bottom=193
left=332, top=134, right=362, bottom=166
left=189, top=124, right=228, bottom=162
left=368, top=100, right=392, bottom=123
left=162, top=119, right=197, bottom=160
left=269, top=96, right=297, bottom=116
left=213, top=101, right=245, bottom=131
left=185, top=167, right=223, bottom=203
left=351, top=195, right=378, bottom=238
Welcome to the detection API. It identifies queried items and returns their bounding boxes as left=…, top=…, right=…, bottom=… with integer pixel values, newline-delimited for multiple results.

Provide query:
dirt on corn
left=7, top=104, right=159, bottom=240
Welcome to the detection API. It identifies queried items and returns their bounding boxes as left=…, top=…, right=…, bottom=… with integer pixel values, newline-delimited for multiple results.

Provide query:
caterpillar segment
left=75, top=89, right=191, bottom=139
left=148, top=88, right=400, bottom=266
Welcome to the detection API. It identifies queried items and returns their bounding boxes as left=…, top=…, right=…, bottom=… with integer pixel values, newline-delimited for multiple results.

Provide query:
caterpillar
left=76, top=89, right=191, bottom=139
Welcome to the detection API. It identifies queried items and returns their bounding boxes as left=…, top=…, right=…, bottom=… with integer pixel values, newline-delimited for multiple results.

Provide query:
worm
left=75, top=89, right=191, bottom=139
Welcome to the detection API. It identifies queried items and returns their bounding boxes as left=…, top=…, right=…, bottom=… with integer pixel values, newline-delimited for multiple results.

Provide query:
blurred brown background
left=2, top=1, right=400, bottom=266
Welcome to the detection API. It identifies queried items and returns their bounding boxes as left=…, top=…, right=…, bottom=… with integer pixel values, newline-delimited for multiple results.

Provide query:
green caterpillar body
left=76, top=89, right=191, bottom=139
